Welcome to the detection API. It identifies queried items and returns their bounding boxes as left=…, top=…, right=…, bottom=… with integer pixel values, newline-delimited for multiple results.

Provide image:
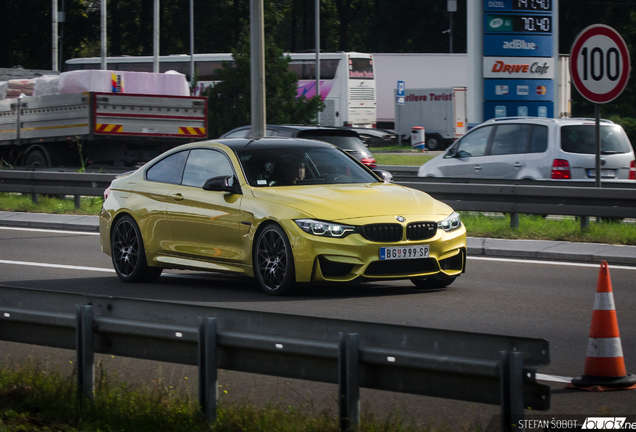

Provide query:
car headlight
left=438, top=212, right=462, bottom=232
left=295, top=219, right=356, bottom=238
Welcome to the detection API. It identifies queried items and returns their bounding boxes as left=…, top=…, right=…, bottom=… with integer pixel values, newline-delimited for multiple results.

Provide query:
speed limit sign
left=570, top=24, right=630, bottom=104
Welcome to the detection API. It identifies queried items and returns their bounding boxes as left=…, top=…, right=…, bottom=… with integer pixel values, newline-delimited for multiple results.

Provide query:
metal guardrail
left=1, top=169, right=636, bottom=228
left=0, top=170, right=115, bottom=206
left=0, top=285, right=550, bottom=431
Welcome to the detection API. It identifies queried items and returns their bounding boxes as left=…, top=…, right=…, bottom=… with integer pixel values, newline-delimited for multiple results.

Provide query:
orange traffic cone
left=570, top=261, right=636, bottom=390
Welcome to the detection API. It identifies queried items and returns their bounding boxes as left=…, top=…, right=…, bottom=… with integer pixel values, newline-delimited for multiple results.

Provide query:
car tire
left=410, top=276, right=456, bottom=289
left=425, top=134, right=443, bottom=151
left=111, top=215, right=162, bottom=283
left=24, top=149, right=49, bottom=167
left=254, top=223, right=296, bottom=296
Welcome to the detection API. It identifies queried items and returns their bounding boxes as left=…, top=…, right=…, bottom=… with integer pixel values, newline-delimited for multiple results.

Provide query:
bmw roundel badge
left=396, top=216, right=405, bottom=222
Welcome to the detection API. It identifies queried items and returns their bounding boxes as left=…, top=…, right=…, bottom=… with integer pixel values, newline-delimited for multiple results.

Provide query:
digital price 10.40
left=514, top=15, right=551, bottom=33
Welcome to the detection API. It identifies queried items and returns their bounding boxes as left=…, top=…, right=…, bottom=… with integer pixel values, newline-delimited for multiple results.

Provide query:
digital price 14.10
left=513, top=0, right=551, bottom=11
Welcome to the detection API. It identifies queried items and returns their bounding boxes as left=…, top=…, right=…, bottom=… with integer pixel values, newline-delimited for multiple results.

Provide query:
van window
left=456, top=126, right=492, bottom=157
left=529, top=125, right=548, bottom=153
left=491, top=124, right=529, bottom=155
left=561, top=125, right=632, bottom=154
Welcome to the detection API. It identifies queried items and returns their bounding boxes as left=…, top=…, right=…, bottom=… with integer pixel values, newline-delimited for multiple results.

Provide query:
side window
left=491, top=124, right=530, bottom=155
left=456, top=126, right=492, bottom=157
left=528, top=125, right=548, bottom=153
left=146, top=150, right=189, bottom=184
left=224, top=129, right=250, bottom=138
left=182, top=149, right=234, bottom=188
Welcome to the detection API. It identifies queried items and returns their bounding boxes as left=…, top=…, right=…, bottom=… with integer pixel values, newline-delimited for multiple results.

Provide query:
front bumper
left=283, top=219, right=467, bottom=283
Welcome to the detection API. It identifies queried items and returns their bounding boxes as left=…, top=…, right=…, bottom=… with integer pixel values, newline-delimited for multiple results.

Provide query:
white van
left=418, top=117, right=636, bottom=182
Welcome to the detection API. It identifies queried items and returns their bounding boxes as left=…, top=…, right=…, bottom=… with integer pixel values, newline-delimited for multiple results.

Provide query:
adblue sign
left=484, top=34, right=552, bottom=57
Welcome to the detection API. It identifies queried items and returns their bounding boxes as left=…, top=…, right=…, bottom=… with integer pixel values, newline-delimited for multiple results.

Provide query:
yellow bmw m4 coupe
left=100, top=138, right=466, bottom=295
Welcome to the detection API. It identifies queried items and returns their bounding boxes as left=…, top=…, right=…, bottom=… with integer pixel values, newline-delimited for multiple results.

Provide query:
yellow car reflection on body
left=100, top=138, right=466, bottom=295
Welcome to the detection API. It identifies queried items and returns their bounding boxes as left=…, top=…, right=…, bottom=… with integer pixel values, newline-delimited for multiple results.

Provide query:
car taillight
left=551, top=159, right=571, bottom=179
left=103, top=186, right=111, bottom=200
left=630, top=160, right=636, bottom=180
left=344, top=122, right=352, bottom=127
left=361, top=157, right=377, bottom=168
left=372, top=123, right=376, bottom=128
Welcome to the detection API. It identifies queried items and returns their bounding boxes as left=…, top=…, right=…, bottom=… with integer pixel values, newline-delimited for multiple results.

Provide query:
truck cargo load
left=0, top=70, right=207, bottom=168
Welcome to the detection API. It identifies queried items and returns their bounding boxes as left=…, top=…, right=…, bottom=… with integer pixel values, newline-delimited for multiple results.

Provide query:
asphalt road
left=2, top=226, right=636, bottom=428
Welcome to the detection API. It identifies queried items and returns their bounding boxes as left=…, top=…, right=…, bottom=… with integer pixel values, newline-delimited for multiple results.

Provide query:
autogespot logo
left=582, top=417, right=629, bottom=429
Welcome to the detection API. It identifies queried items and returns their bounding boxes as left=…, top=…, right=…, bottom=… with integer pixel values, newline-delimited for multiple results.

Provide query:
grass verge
left=461, top=212, right=636, bottom=246
left=0, top=193, right=103, bottom=215
left=1, top=193, right=635, bottom=245
left=374, top=153, right=434, bottom=166
left=0, top=360, right=474, bottom=432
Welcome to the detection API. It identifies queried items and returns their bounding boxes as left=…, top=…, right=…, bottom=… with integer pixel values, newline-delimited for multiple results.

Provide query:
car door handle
left=473, top=165, right=482, bottom=171
left=171, top=193, right=184, bottom=201
left=513, top=162, right=523, bottom=168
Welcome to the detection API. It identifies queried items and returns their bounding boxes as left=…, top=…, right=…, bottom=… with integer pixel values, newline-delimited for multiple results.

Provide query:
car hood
left=250, top=183, right=452, bottom=222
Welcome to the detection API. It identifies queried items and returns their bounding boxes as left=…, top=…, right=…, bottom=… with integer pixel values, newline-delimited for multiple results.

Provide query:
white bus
left=65, top=52, right=377, bottom=128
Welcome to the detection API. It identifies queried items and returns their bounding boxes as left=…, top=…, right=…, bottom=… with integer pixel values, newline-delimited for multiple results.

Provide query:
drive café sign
left=483, top=56, right=555, bottom=79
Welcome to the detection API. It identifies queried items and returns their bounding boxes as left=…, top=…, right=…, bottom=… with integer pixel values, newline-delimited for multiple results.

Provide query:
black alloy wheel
left=111, top=215, right=162, bottom=283
left=254, top=224, right=296, bottom=295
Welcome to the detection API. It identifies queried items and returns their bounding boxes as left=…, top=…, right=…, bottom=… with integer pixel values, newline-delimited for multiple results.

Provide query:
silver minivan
left=418, top=117, right=636, bottom=182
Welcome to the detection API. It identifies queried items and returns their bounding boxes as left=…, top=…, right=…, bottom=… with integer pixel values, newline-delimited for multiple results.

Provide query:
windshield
left=236, top=147, right=378, bottom=187
left=296, top=132, right=369, bottom=154
left=561, top=125, right=633, bottom=154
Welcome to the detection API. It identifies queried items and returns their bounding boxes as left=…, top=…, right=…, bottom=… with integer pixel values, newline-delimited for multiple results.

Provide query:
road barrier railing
left=2, top=169, right=635, bottom=229
left=0, top=285, right=550, bottom=432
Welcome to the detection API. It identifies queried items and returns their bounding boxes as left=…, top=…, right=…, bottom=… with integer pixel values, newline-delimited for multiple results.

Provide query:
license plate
left=379, top=245, right=429, bottom=260
left=587, top=169, right=616, bottom=178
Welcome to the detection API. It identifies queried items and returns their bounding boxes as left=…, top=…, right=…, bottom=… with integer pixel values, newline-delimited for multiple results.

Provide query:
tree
left=204, top=34, right=323, bottom=138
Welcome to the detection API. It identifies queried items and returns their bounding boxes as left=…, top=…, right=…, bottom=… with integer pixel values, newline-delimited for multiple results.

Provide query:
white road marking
left=469, top=256, right=636, bottom=271
left=0, top=226, right=99, bottom=236
left=0, top=259, right=114, bottom=273
left=536, top=373, right=573, bottom=383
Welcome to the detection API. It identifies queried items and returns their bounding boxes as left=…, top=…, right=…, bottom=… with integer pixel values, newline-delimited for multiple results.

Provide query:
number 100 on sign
left=570, top=25, right=630, bottom=104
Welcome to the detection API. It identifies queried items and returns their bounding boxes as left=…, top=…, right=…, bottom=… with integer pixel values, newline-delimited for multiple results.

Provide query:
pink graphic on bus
left=297, top=80, right=334, bottom=101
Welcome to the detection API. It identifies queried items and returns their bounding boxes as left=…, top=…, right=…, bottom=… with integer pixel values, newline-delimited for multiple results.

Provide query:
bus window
left=288, top=59, right=339, bottom=80
left=118, top=63, right=153, bottom=73
left=349, top=58, right=373, bottom=79
left=197, top=61, right=235, bottom=81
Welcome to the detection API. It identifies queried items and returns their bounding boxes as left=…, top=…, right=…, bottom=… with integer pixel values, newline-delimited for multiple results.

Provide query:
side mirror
left=372, top=169, right=393, bottom=183
left=445, top=147, right=458, bottom=158
left=203, top=175, right=242, bottom=194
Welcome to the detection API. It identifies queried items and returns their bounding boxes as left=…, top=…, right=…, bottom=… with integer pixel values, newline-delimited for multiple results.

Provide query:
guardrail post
left=198, top=317, right=218, bottom=423
left=338, top=332, right=360, bottom=432
left=580, top=216, right=590, bottom=231
left=76, top=304, right=94, bottom=403
left=500, top=350, right=524, bottom=432
left=509, top=213, right=519, bottom=230
left=74, top=195, right=81, bottom=208
left=31, top=193, right=39, bottom=204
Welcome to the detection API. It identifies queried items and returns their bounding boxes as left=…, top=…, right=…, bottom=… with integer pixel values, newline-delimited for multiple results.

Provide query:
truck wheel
left=24, top=149, right=49, bottom=167
left=425, top=135, right=442, bottom=151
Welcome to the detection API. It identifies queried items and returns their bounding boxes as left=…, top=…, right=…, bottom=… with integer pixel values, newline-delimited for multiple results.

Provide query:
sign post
left=570, top=24, right=630, bottom=187
left=397, top=80, right=405, bottom=146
